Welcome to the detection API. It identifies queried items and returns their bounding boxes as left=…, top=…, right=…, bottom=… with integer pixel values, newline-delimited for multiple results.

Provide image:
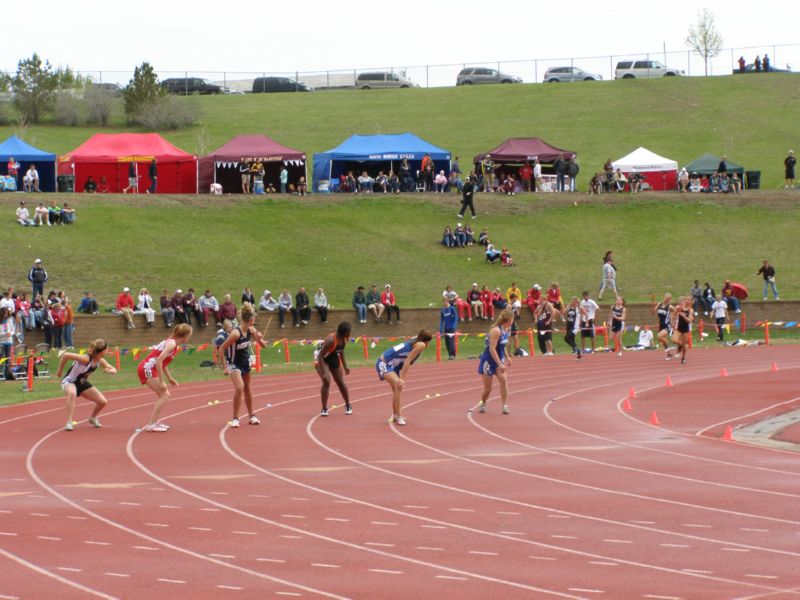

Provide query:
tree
left=686, top=8, right=723, bottom=76
left=122, top=62, right=165, bottom=121
left=11, top=53, right=62, bottom=123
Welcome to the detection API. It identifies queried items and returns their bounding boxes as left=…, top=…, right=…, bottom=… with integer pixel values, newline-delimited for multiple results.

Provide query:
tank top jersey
left=140, top=338, right=179, bottom=373
left=656, top=303, right=672, bottom=331
left=226, top=327, right=251, bottom=368
left=62, top=356, right=99, bottom=385
left=676, top=309, right=691, bottom=333
left=565, top=306, right=579, bottom=332
left=319, top=333, right=346, bottom=369
left=480, top=326, right=510, bottom=363
left=612, top=306, right=624, bottom=321
left=380, top=340, right=417, bottom=370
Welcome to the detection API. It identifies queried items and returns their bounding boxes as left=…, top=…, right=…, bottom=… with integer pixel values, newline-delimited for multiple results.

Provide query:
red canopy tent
left=473, top=137, right=575, bottom=165
left=58, top=133, right=197, bottom=193
left=198, top=134, right=306, bottom=194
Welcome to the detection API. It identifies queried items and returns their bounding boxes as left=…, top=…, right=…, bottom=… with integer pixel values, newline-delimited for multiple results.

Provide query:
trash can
left=57, top=175, right=75, bottom=193
left=745, top=170, right=760, bottom=190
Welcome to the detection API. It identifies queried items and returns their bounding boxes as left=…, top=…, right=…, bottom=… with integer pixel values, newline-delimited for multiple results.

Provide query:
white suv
left=614, top=60, right=684, bottom=79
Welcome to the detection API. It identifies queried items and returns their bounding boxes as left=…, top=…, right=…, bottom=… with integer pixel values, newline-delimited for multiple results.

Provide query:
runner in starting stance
left=56, top=339, right=116, bottom=431
left=137, top=323, right=193, bottom=432
left=477, top=309, right=514, bottom=414
left=315, top=321, right=352, bottom=416
left=376, top=329, right=433, bottom=425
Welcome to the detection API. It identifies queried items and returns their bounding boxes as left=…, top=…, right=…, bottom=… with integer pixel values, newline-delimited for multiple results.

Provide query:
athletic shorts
left=611, top=320, right=624, bottom=333
left=62, top=377, right=93, bottom=397
left=581, top=319, right=595, bottom=338
left=227, top=361, right=251, bottom=374
left=137, top=362, right=159, bottom=385
left=478, top=356, right=500, bottom=377
left=128, top=177, right=136, bottom=187
left=376, top=359, right=399, bottom=381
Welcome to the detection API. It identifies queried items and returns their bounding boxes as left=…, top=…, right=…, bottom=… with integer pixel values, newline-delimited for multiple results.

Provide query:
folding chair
left=33, top=343, right=51, bottom=378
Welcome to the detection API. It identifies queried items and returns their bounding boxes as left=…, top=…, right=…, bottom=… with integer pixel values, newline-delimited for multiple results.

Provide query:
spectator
left=197, top=289, right=220, bottom=326
left=159, top=288, right=175, bottom=327
left=580, top=290, right=600, bottom=352
left=718, top=172, right=730, bottom=193
left=15, top=292, right=32, bottom=339
left=47, top=200, right=62, bottom=226
left=519, top=162, right=533, bottom=192
left=629, top=171, right=643, bottom=194
left=62, top=299, right=75, bottom=348
left=387, top=171, right=400, bottom=194
left=374, top=171, right=388, bottom=193
left=730, top=172, right=743, bottom=194
left=116, top=287, right=137, bottom=329
left=28, top=259, right=48, bottom=298
left=500, top=247, right=513, bottom=267
left=533, top=158, right=543, bottom=192
left=451, top=155, right=461, bottom=178
left=366, top=284, right=385, bottom=322
left=16, top=200, right=33, bottom=226
left=442, top=225, right=455, bottom=248
left=481, top=154, right=495, bottom=192
left=785, top=150, right=796, bottom=189
left=96, top=176, right=110, bottom=193
left=439, top=296, right=459, bottom=359
left=7, top=156, right=20, bottom=188
left=754, top=55, right=761, bottom=72
left=690, top=280, right=705, bottom=316
left=492, top=287, right=508, bottom=311
left=122, top=161, right=138, bottom=194
left=171, top=289, right=188, bottom=324
left=137, top=287, right=156, bottom=327
left=525, top=284, right=542, bottom=320
left=505, top=283, right=522, bottom=307
left=763, top=54, right=770, bottom=71
left=711, top=294, right=728, bottom=342
left=296, top=287, right=311, bottom=325
left=677, top=168, right=689, bottom=192
left=0, top=307, right=15, bottom=380
left=352, top=286, right=368, bottom=324
left=278, top=289, right=297, bottom=328
left=612, top=168, right=627, bottom=192
left=467, top=283, right=484, bottom=320
left=33, top=202, right=48, bottom=226
left=61, top=202, right=75, bottom=224
left=501, top=173, right=516, bottom=195
left=567, top=155, right=579, bottom=192
left=182, top=288, right=203, bottom=325
left=447, top=169, right=463, bottom=193
left=314, top=288, right=330, bottom=324
left=457, top=175, right=476, bottom=219
left=357, top=171, right=374, bottom=193
left=737, top=56, right=746, bottom=72
left=49, top=299, right=65, bottom=349
left=547, top=282, right=563, bottom=311
left=399, top=159, right=413, bottom=192
left=259, top=289, right=278, bottom=313
left=147, top=158, right=157, bottom=194
left=381, top=284, right=401, bottom=324
left=422, top=154, right=435, bottom=192
left=453, top=223, right=466, bottom=247
left=485, top=242, right=501, bottom=263
left=477, top=228, right=489, bottom=247
left=598, top=251, right=617, bottom=300
left=30, top=294, right=45, bottom=329
left=463, top=223, right=474, bottom=245
left=688, top=172, right=702, bottom=193
left=717, top=156, right=728, bottom=175
left=554, top=154, right=567, bottom=192
left=721, top=279, right=741, bottom=313
left=219, top=293, right=238, bottom=323
left=757, top=260, right=779, bottom=300
left=84, top=176, right=98, bottom=193
left=480, top=285, right=494, bottom=319
left=241, top=287, right=256, bottom=305
left=280, top=166, right=289, bottom=193
left=589, top=172, right=603, bottom=195
left=434, top=170, right=448, bottom=193
left=23, top=164, right=40, bottom=192
left=443, top=285, right=471, bottom=321
left=297, top=176, right=308, bottom=196
left=240, top=161, right=251, bottom=193
left=703, top=282, right=716, bottom=314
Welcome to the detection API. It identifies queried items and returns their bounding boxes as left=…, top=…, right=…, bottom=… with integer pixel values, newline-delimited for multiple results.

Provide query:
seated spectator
left=480, top=285, right=494, bottom=319
left=159, top=288, right=175, bottom=327
left=314, top=287, right=329, bottom=323
left=352, top=286, right=368, bottom=323
left=137, top=287, right=156, bottom=327
left=241, top=287, right=255, bottom=305
left=722, top=279, right=741, bottom=313
left=500, top=247, right=513, bottom=267
left=485, top=242, right=501, bottom=263
left=345, top=171, right=357, bottom=193
left=547, top=282, right=563, bottom=311
left=453, top=222, right=466, bottom=247
left=182, top=288, right=203, bottom=325
left=381, top=284, right=401, bottom=323
left=259, top=290, right=278, bottom=313
left=467, top=283, right=484, bottom=319
left=708, top=172, right=720, bottom=192
left=629, top=171, right=643, bottom=194
left=296, top=287, right=311, bottom=325
left=97, top=176, right=110, bottom=193
left=589, top=173, right=603, bottom=195
left=434, top=170, right=448, bottom=193
left=678, top=168, right=689, bottom=192
left=699, top=175, right=710, bottom=192
left=375, top=171, right=388, bottom=193
left=61, top=202, right=75, bottom=224
left=198, top=289, right=221, bottom=326
left=612, top=168, right=627, bottom=192
left=387, top=171, right=400, bottom=194
left=463, top=223, right=474, bottom=245
left=443, top=285, right=471, bottom=321
left=115, top=286, right=136, bottom=329
left=448, top=170, right=463, bottom=193
left=15, top=292, right=32, bottom=337
left=213, top=320, right=235, bottom=362
left=23, top=165, right=39, bottom=192
left=84, top=176, right=97, bottom=193
left=265, top=182, right=277, bottom=193
left=526, top=284, right=542, bottom=319
left=33, top=202, right=48, bottom=226
left=718, top=172, right=730, bottom=193
left=730, top=172, right=743, bottom=194
left=172, top=289, right=188, bottom=324
left=491, top=287, right=507, bottom=310
left=626, top=325, right=655, bottom=349
left=48, top=200, right=62, bottom=225
left=30, top=294, right=46, bottom=328
left=16, top=200, right=33, bottom=226
left=357, top=171, right=374, bottom=193
left=366, top=284, right=385, bottom=322
left=519, top=162, right=533, bottom=192
left=297, top=176, right=308, bottom=196
left=219, top=293, right=238, bottom=323
left=478, top=228, right=489, bottom=247
left=277, top=289, right=296, bottom=328
left=688, top=172, right=701, bottom=192
left=77, top=291, right=98, bottom=314
left=502, top=173, right=516, bottom=195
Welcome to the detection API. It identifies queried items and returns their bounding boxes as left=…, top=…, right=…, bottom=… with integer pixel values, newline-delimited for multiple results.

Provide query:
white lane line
left=324, top=517, right=350, bottom=522
left=280, top=514, right=306, bottom=519
left=276, top=593, right=302, bottom=597
left=0, top=509, right=11, bottom=514
left=682, top=569, right=713, bottom=574
left=403, top=505, right=429, bottom=509
left=681, top=524, right=711, bottom=529
left=368, top=569, right=403, bottom=575
left=209, top=491, right=229, bottom=496
left=66, top=516, right=87, bottom=520
left=279, top=535, right=302, bottom=539
left=745, top=574, right=779, bottom=580
left=104, top=572, right=130, bottom=578
left=200, top=507, right=221, bottom=511
left=248, top=494, right=270, bottom=499
left=436, top=575, right=468, bottom=581
left=529, top=556, right=557, bottom=561
left=448, top=508, right=475, bottom=512
left=290, top=497, right=310, bottom=502
left=57, top=567, right=83, bottom=573
left=157, top=578, right=187, bottom=584
left=721, top=548, right=750, bottom=553
left=469, top=551, right=499, bottom=556
left=159, top=505, right=181, bottom=509
left=37, top=536, right=62, bottom=541
left=188, top=527, right=212, bottom=531
left=420, top=525, right=446, bottom=529
left=590, top=561, right=619, bottom=566
left=364, top=542, right=395, bottom=548
left=370, top=521, right=398, bottom=526
left=497, top=511, right=521, bottom=515
left=0, top=594, right=20, bottom=599
left=232, top=531, right=257, bottom=536
left=740, top=527, right=769, bottom=533
left=119, top=501, right=140, bottom=506
left=547, top=515, right=571, bottom=519
left=629, top=520, right=655, bottom=525
left=551, top=535, right=578, bottom=540
left=84, top=540, right=111, bottom=546
left=332, top=500, right=352, bottom=504
left=603, top=539, right=634, bottom=544
left=568, top=588, right=604, bottom=594
left=660, top=543, right=690, bottom=548
left=643, top=595, right=683, bottom=600
left=311, top=563, right=340, bottom=568
left=0, top=532, right=17, bottom=536
left=133, top=546, right=158, bottom=551
left=209, top=553, right=236, bottom=559
left=83, top=499, right=102, bottom=503
left=499, top=531, right=526, bottom=536
left=145, top=523, right=169, bottom=528
left=256, top=558, right=286, bottom=563
left=29, top=512, right=50, bottom=517
left=216, top=585, right=243, bottom=590
left=416, top=546, right=444, bottom=551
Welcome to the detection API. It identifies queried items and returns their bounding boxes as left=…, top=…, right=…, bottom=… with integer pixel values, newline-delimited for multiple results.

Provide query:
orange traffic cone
left=721, top=425, right=733, bottom=441
left=771, top=362, right=779, bottom=372
left=665, top=375, right=673, bottom=387
left=720, top=368, right=728, bottom=377
left=622, top=397, right=633, bottom=411
left=628, top=387, right=637, bottom=399
left=649, top=411, right=660, bottom=426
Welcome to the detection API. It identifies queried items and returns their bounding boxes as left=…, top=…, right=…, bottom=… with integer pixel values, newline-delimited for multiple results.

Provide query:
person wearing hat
left=116, top=287, right=136, bottom=329
left=785, top=150, right=796, bottom=189
left=366, top=284, right=385, bottom=322
left=16, top=200, right=33, bottom=226
left=259, top=290, right=279, bottom=314
left=525, top=284, right=542, bottom=320
left=467, top=282, right=484, bottom=320
left=381, top=284, right=401, bottom=324
left=28, top=259, right=48, bottom=299
left=481, top=154, right=495, bottom=192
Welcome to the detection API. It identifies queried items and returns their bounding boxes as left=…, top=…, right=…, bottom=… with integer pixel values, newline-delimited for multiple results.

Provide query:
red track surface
left=2, top=345, right=800, bottom=599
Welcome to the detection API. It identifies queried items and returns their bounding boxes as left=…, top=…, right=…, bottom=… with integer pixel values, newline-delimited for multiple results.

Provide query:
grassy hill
left=2, top=74, right=799, bottom=188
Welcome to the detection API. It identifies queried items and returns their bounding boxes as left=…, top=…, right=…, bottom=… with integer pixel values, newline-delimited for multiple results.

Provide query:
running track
left=2, top=345, right=800, bottom=599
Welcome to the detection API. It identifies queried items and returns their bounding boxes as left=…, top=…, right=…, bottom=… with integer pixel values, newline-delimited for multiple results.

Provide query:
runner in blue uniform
left=477, top=309, right=514, bottom=414
left=315, top=321, right=352, bottom=417
left=376, top=329, right=433, bottom=425
left=652, top=293, right=675, bottom=359
left=218, top=303, right=267, bottom=428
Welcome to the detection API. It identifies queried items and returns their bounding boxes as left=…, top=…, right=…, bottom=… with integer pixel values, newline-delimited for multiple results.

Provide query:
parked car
left=90, top=82, right=123, bottom=96
left=456, top=67, right=522, bottom=85
left=161, top=77, right=222, bottom=95
left=735, top=63, right=792, bottom=74
left=544, top=66, right=603, bottom=82
left=355, top=72, right=418, bottom=89
left=614, top=60, right=684, bottom=79
left=252, top=76, right=313, bottom=93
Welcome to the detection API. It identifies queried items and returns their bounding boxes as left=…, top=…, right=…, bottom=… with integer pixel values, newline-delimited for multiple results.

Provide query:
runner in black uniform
left=609, top=297, right=626, bottom=356
left=673, top=297, right=693, bottom=364
left=315, top=321, right=352, bottom=417
left=652, top=293, right=675, bottom=359
left=564, top=297, right=583, bottom=359
left=536, top=299, right=558, bottom=355
left=55, top=339, right=117, bottom=431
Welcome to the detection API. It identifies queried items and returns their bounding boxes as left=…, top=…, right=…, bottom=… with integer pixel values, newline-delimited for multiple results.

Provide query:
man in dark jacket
left=458, top=176, right=476, bottom=219
left=567, top=155, right=580, bottom=192
left=296, top=287, right=311, bottom=325
left=147, top=158, right=158, bottom=194
left=28, top=259, right=48, bottom=298
left=554, top=154, right=567, bottom=192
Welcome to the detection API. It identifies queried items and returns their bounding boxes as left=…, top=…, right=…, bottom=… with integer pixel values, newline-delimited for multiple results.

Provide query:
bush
left=85, top=87, right=117, bottom=126
left=133, top=96, right=201, bottom=130
left=0, top=100, right=12, bottom=125
left=53, top=90, right=84, bottom=126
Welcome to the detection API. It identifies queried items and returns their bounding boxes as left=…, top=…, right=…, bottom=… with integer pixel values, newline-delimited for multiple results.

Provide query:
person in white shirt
left=23, top=165, right=40, bottom=192
left=579, top=291, right=600, bottom=352
left=137, top=288, right=156, bottom=327
left=198, top=289, right=221, bottom=327
left=711, top=294, right=728, bottom=342
left=532, top=158, right=542, bottom=192
left=636, top=327, right=654, bottom=348
left=598, top=251, right=618, bottom=300
left=16, top=201, right=33, bottom=226
left=259, top=290, right=279, bottom=313
left=33, top=202, right=48, bottom=226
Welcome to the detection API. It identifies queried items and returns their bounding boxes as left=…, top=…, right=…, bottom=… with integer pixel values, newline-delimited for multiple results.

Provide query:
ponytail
left=171, top=323, right=192, bottom=340
left=87, top=339, right=108, bottom=356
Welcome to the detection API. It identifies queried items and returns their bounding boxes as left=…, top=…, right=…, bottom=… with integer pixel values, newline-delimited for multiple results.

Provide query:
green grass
left=2, top=74, right=799, bottom=188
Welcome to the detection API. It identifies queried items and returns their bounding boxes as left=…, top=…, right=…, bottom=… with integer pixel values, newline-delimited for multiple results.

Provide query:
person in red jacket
left=116, top=287, right=136, bottom=329
left=525, top=284, right=542, bottom=320
left=480, top=285, right=494, bottom=319
left=381, top=284, right=401, bottom=324
left=547, top=282, right=563, bottom=311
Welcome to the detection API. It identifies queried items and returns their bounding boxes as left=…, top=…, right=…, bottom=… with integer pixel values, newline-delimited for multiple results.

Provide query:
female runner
left=218, top=303, right=267, bottom=428
left=315, top=321, right=352, bottom=417
left=137, top=323, right=193, bottom=432
left=672, top=297, right=694, bottom=364
left=477, top=309, right=514, bottom=414
left=56, top=339, right=116, bottom=431
left=609, top=296, right=626, bottom=356
left=652, top=293, right=675, bottom=359
left=376, top=329, right=433, bottom=425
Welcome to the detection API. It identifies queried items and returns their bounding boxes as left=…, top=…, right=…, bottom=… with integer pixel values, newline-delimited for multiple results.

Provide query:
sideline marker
left=622, top=397, right=633, bottom=412
left=720, top=368, right=728, bottom=377
left=771, top=362, right=779, bottom=372
left=649, top=411, right=660, bottom=426
left=721, top=425, right=733, bottom=441
left=665, top=375, right=673, bottom=387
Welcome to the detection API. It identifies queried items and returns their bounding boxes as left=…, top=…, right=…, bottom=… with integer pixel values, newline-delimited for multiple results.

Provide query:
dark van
left=252, top=77, right=313, bottom=93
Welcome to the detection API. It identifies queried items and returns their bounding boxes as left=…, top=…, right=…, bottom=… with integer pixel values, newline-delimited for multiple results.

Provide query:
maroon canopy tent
left=198, top=134, right=306, bottom=193
left=473, top=137, right=575, bottom=165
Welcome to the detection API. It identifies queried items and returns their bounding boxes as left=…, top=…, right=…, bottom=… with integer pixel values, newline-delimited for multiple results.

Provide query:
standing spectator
left=366, top=284, right=385, bottom=322
left=62, top=299, right=75, bottom=348
left=49, top=300, right=65, bottom=349
left=721, top=280, right=741, bottom=313
left=567, top=155, right=579, bottom=192
left=159, top=289, right=175, bottom=327
left=554, top=154, right=567, bottom=192
left=0, top=307, right=16, bottom=380
left=757, top=260, right=779, bottom=300
left=457, top=175, right=476, bottom=219
left=219, top=293, right=238, bottom=323
left=737, top=56, right=746, bottom=72
left=421, top=153, right=435, bottom=191
left=598, top=251, right=617, bottom=300
left=314, top=288, right=330, bottom=324
left=116, top=287, right=137, bottom=329
left=451, top=155, right=461, bottom=178
left=678, top=168, right=689, bottom=192
left=763, top=54, right=770, bottom=71
left=690, top=280, right=705, bottom=315
left=481, top=154, right=495, bottom=192
left=147, top=158, right=158, bottom=194
left=16, top=200, right=33, bottom=226
left=717, top=155, right=728, bottom=174
left=506, top=282, right=523, bottom=307
left=352, top=286, right=368, bottom=324
left=399, top=159, right=413, bottom=192
left=122, top=161, right=137, bottom=193
left=533, top=158, right=542, bottom=192
left=171, top=289, right=188, bottom=324
left=7, top=156, right=20, bottom=188
left=280, top=166, right=289, bottom=193
left=239, top=161, right=251, bottom=193
left=296, top=287, right=311, bottom=325
left=519, top=162, right=533, bottom=192
left=754, top=55, right=761, bottom=72
left=23, top=165, right=40, bottom=192
left=381, top=284, right=401, bottom=324
left=15, top=293, right=31, bottom=341
left=198, top=289, right=221, bottom=326
left=439, top=296, right=459, bottom=359
left=579, top=291, right=600, bottom=353
left=241, top=287, right=256, bottom=305
left=28, top=259, right=48, bottom=299
left=711, top=294, right=728, bottom=342
left=785, top=150, right=796, bottom=189
left=278, top=289, right=297, bottom=328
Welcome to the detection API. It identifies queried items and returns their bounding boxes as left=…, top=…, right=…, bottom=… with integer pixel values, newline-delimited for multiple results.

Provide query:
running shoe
left=681, top=358, right=686, bottom=364
left=394, top=415, right=406, bottom=426
left=88, top=417, right=102, bottom=428
left=665, top=350, right=672, bottom=360
left=65, top=422, right=74, bottom=432
left=229, top=418, right=240, bottom=428
left=502, top=405, right=510, bottom=415
left=144, top=422, right=169, bottom=432
left=345, top=405, right=353, bottom=415
left=320, top=409, right=329, bottom=417
left=576, top=350, right=582, bottom=359
left=248, top=415, right=260, bottom=425
left=478, top=402, right=486, bottom=413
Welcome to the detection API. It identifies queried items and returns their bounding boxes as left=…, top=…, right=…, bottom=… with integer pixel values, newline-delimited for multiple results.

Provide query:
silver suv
left=544, top=66, right=603, bottom=82
left=614, top=60, right=684, bottom=79
left=356, top=72, right=418, bottom=89
left=456, top=67, right=522, bottom=85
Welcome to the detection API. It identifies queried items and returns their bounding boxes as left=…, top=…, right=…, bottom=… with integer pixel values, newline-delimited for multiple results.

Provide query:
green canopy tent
left=683, top=153, right=744, bottom=175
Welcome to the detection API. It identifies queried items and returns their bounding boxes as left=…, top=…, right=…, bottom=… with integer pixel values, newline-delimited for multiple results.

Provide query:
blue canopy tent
left=0, top=135, right=57, bottom=192
left=312, top=133, right=451, bottom=193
